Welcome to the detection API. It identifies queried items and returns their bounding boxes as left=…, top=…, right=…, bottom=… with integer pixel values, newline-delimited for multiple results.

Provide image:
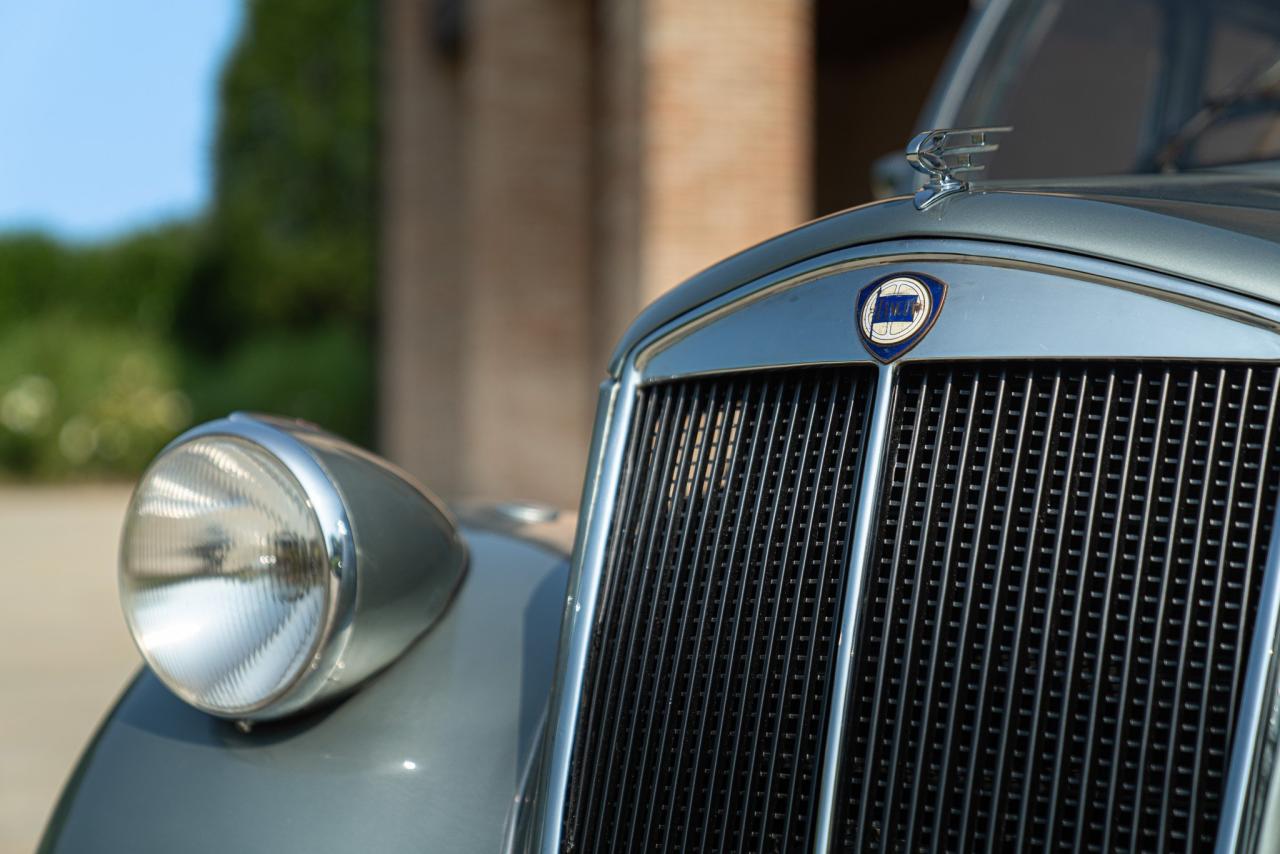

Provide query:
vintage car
left=37, top=1, right=1280, bottom=852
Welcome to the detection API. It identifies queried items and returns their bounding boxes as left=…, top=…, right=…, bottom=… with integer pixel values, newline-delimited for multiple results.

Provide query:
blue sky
left=0, top=1, right=243, bottom=241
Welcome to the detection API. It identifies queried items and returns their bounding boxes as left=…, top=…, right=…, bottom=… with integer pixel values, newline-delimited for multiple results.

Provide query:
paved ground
left=0, top=486, right=139, bottom=854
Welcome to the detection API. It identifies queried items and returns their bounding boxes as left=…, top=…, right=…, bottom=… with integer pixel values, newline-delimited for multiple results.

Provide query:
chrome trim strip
left=1221, top=502, right=1280, bottom=851
left=811, top=361, right=896, bottom=853
left=505, top=701, right=551, bottom=854
left=538, top=377, right=637, bottom=853
left=636, top=242, right=1280, bottom=385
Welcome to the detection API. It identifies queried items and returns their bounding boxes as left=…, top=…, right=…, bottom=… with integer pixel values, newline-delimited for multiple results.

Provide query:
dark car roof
left=609, top=171, right=1280, bottom=374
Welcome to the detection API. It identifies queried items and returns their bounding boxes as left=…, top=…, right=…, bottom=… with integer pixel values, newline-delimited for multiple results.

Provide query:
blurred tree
left=0, top=226, right=197, bottom=476
left=0, top=0, right=377, bottom=477
left=0, top=316, right=188, bottom=477
left=0, top=225, right=195, bottom=333
left=179, top=0, right=377, bottom=444
left=183, top=0, right=376, bottom=343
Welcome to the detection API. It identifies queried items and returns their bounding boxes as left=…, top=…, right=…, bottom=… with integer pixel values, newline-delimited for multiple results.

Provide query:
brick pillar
left=643, top=0, right=812, bottom=301
left=596, top=0, right=814, bottom=357
left=379, top=0, right=467, bottom=495
left=380, top=0, right=811, bottom=507
left=462, top=0, right=595, bottom=506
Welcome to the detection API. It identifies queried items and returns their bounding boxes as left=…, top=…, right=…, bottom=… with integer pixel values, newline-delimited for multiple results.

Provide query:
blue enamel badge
left=855, top=272, right=947, bottom=362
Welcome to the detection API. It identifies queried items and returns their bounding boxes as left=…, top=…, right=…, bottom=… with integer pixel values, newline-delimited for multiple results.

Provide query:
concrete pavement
left=0, top=486, right=138, bottom=854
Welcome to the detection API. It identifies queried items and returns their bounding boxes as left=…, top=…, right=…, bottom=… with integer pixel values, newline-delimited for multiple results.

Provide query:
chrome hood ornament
left=906, top=126, right=1011, bottom=210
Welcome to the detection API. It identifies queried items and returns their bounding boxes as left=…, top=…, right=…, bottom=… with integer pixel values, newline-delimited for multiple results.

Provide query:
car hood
left=609, top=172, right=1280, bottom=374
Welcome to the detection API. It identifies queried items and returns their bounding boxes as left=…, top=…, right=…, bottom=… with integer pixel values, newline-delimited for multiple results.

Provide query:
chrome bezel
left=532, top=237, right=1280, bottom=853
left=1230, top=513, right=1280, bottom=852
left=120, top=413, right=359, bottom=721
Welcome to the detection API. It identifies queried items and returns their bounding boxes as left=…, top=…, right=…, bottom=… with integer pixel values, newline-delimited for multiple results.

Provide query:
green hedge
left=0, top=315, right=186, bottom=477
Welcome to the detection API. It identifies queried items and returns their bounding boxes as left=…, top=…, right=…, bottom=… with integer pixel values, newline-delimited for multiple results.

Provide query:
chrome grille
left=836, top=362, right=1280, bottom=852
left=563, top=368, right=876, bottom=853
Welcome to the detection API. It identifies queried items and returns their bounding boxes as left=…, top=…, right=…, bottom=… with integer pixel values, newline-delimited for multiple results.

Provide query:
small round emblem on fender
left=855, top=272, right=948, bottom=362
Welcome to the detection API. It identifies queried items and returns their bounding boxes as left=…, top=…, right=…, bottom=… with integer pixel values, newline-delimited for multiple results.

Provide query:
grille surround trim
left=531, top=239, right=1280, bottom=854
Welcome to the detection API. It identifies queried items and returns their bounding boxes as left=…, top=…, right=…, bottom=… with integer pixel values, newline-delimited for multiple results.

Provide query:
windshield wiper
left=1154, top=51, right=1280, bottom=172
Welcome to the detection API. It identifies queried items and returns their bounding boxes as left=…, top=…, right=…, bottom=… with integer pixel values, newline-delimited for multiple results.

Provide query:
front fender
left=39, top=521, right=569, bottom=854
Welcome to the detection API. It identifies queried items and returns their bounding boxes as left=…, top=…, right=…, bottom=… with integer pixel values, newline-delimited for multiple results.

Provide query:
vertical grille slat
left=695, top=381, right=780, bottom=854
left=755, top=379, right=838, bottom=851
left=653, top=382, right=735, bottom=854
left=1220, top=370, right=1280, bottom=832
left=710, top=380, right=789, bottom=852
left=931, top=373, right=1008, bottom=854
left=1070, top=367, right=1144, bottom=854
left=1101, top=367, right=1172, bottom=847
left=1013, top=371, right=1085, bottom=850
left=1157, top=369, right=1227, bottom=845
left=565, top=368, right=876, bottom=853
left=970, top=370, right=1063, bottom=852
left=880, top=374, right=955, bottom=850
left=852, top=371, right=933, bottom=853
left=723, top=382, right=804, bottom=852
left=780, top=379, right=867, bottom=848
left=1128, top=368, right=1203, bottom=852
left=583, top=387, right=682, bottom=853
left=635, top=383, right=721, bottom=854
left=1185, top=369, right=1250, bottom=843
left=678, top=382, right=769, bottom=854
left=835, top=361, right=1280, bottom=853
left=1049, top=371, right=1115, bottom=851
left=618, top=383, right=702, bottom=848
left=930, top=371, right=1023, bottom=850
left=942, top=373, right=1008, bottom=854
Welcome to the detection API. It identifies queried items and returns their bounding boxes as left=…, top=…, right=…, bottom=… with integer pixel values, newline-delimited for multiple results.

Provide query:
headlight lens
left=118, top=413, right=467, bottom=723
left=119, top=435, right=334, bottom=716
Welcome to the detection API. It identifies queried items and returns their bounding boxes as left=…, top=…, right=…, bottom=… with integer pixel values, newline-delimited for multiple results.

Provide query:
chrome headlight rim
left=119, top=413, right=359, bottom=720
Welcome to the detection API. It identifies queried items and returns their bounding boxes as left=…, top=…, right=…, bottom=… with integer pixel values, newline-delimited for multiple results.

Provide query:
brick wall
left=380, top=0, right=812, bottom=507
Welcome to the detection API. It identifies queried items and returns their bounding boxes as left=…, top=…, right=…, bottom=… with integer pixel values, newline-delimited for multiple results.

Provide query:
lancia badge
left=856, top=273, right=947, bottom=362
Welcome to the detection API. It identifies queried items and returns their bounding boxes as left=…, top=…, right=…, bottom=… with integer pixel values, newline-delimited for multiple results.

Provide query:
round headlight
left=119, top=414, right=466, bottom=721
left=120, top=436, right=337, bottom=716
